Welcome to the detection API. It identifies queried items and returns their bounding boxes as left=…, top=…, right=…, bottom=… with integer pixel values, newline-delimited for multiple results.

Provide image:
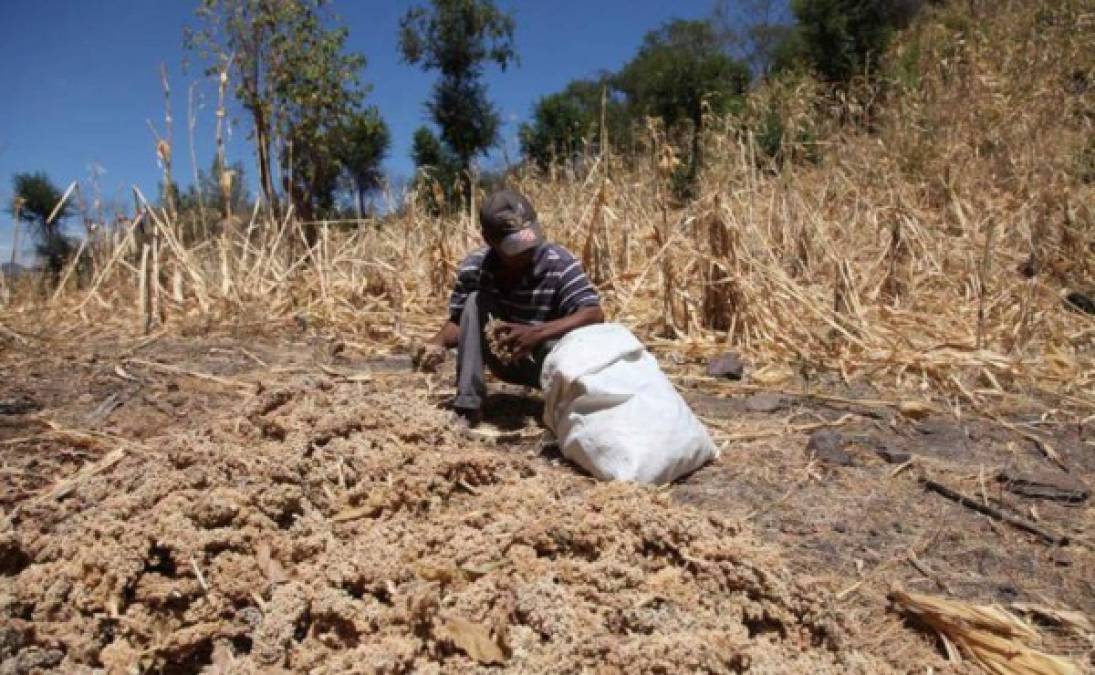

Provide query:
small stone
left=1017, top=254, right=1037, bottom=278
left=0, top=396, right=39, bottom=416
left=806, top=430, right=854, bottom=466
left=1050, top=550, right=1073, bottom=567
left=997, top=469, right=1089, bottom=503
left=705, top=352, right=745, bottom=380
left=745, top=392, right=784, bottom=413
left=1064, top=290, right=1095, bottom=315
left=876, top=448, right=912, bottom=464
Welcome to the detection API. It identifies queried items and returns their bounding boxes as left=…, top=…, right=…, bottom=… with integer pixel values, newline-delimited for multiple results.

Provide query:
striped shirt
left=448, top=244, right=600, bottom=325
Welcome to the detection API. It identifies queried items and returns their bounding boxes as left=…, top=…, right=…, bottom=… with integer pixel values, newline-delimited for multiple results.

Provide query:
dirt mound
left=1, top=376, right=888, bottom=673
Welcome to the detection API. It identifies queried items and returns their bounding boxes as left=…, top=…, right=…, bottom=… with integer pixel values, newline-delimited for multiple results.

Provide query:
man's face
left=497, top=247, right=535, bottom=274
left=484, top=232, right=536, bottom=276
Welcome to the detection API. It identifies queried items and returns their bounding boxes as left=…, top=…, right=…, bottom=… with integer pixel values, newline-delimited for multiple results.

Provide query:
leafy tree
left=519, top=76, right=630, bottom=170
left=713, top=0, right=796, bottom=79
left=410, top=126, right=460, bottom=213
left=399, top=0, right=517, bottom=195
left=334, top=107, right=391, bottom=217
left=615, top=19, right=750, bottom=184
left=187, top=0, right=376, bottom=223
left=273, top=4, right=370, bottom=222
left=10, top=172, right=75, bottom=284
left=519, top=91, right=586, bottom=170
left=175, top=158, right=252, bottom=221
left=201, top=157, right=252, bottom=220
left=187, top=0, right=287, bottom=214
left=789, top=0, right=900, bottom=82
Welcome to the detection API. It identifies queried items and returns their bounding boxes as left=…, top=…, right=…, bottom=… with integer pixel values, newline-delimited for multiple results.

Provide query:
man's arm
left=430, top=320, right=460, bottom=349
left=498, top=304, right=604, bottom=360
left=410, top=319, right=458, bottom=372
left=416, top=248, right=485, bottom=369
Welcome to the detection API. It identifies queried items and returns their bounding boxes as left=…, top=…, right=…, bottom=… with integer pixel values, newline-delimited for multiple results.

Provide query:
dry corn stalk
left=890, top=589, right=1079, bottom=675
left=700, top=201, right=743, bottom=337
left=881, top=217, right=910, bottom=302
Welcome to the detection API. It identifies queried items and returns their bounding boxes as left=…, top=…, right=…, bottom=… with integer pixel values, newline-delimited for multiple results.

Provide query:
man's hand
left=495, top=322, right=544, bottom=361
left=410, top=340, right=447, bottom=372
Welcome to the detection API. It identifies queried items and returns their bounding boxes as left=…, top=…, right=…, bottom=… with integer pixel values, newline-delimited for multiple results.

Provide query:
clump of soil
left=0, top=376, right=888, bottom=673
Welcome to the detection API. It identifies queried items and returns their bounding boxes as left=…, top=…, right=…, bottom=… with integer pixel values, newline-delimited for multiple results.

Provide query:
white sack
left=541, top=323, right=718, bottom=484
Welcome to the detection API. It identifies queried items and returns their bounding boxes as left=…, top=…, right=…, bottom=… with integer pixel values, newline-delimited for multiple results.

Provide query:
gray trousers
left=455, top=291, right=552, bottom=411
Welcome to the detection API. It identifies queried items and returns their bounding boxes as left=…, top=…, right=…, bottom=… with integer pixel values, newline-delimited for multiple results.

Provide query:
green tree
left=789, top=0, right=900, bottom=82
left=519, top=76, right=630, bottom=170
left=175, top=158, right=252, bottom=221
left=10, top=172, right=75, bottom=284
left=398, top=0, right=517, bottom=195
left=187, top=0, right=287, bottom=214
left=615, top=19, right=750, bottom=183
left=713, top=0, right=796, bottom=79
left=187, top=0, right=376, bottom=222
left=201, top=157, right=252, bottom=220
left=410, top=126, right=460, bottom=213
left=335, top=107, right=391, bottom=217
left=273, top=4, right=370, bottom=222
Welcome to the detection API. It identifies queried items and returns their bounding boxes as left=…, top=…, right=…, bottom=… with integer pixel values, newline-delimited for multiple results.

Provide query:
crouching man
left=413, top=189, right=604, bottom=426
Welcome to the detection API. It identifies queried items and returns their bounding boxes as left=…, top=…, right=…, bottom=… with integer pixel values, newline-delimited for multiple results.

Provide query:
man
left=414, top=188, right=604, bottom=426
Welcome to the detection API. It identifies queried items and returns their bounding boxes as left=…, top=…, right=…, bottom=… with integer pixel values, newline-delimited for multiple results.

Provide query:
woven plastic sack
left=541, top=323, right=718, bottom=484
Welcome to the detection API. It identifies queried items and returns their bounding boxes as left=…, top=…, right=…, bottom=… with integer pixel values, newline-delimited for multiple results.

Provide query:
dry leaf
left=438, top=617, right=507, bottom=665
left=897, top=400, right=933, bottom=420
left=1010, top=603, right=1093, bottom=635
left=415, top=563, right=459, bottom=584
left=751, top=364, right=793, bottom=385
left=331, top=503, right=380, bottom=522
left=460, top=562, right=498, bottom=579
left=256, top=543, right=289, bottom=584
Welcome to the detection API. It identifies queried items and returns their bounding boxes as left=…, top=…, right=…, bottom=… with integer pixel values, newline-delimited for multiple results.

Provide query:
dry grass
left=1, top=0, right=1092, bottom=422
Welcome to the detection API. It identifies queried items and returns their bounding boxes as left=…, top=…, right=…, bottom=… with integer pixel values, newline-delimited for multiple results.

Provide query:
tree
left=201, top=157, right=252, bottom=221
left=519, top=76, right=630, bottom=170
left=615, top=20, right=750, bottom=182
left=399, top=0, right=517, bottom=196
left=273, top=4, right=370, bottom=222
left=177, top=158, right=252, bottom=222
left=10, top=172, right=75, bottom=284
left=789, top=0, right=901, bottom=82
left=187, top=0, right=377, bottom=222
left=712, top=0, right=796, bottom=79
left=187, top=0, right=287, bottom=214
left=410, top=126, right=460, bottom=213
left=335, top=107, right=391, bottom=217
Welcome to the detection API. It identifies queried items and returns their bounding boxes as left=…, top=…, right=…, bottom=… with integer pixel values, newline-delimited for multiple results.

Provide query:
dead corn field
left=1, top=0, right=1094, bottom=672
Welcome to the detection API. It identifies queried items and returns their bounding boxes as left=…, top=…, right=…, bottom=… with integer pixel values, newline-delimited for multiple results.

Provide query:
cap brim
left=494, top=223, right=544, bottom=256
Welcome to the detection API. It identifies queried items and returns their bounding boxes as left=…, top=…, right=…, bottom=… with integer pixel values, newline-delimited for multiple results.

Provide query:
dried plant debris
left=0, top=379, right=888, bottom=673
left=891, top=589, right=1080, bottom=675
left=486, top=316, right=520, bottom=366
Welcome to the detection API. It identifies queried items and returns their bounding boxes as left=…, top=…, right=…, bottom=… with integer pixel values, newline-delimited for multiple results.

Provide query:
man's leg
left=454, top=291, right=493, bottom=412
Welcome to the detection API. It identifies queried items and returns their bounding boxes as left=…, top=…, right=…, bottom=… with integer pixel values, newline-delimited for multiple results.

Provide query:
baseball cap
left=479, top=189, right=545, bottom=256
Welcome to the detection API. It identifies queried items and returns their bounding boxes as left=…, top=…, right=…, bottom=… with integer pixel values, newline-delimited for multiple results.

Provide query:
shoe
left=453, top=407, right=482, bottom=429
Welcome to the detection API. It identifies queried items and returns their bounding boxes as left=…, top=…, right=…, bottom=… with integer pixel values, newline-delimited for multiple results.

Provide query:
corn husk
left=891, top=589, right=1080, bottom=675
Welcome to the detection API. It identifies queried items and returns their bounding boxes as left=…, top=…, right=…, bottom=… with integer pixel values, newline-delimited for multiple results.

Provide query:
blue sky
left=0, top=0, right=726, bottom=263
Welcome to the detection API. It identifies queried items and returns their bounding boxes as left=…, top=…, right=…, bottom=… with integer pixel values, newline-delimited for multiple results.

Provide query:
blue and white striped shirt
left=448, top=244, right=600, bottom=325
